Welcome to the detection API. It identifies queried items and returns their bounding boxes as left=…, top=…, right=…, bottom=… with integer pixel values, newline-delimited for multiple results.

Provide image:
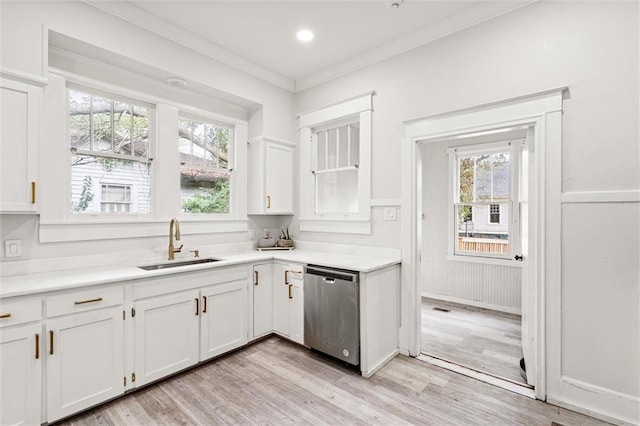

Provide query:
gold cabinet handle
left=284, top=270, right=289, bottom=285
left=195, top=298, right=199, bottom=316
left=266, top=195, right=271, bottom=209
left=74, top=297, right=103, bottom=305
left=288, top=284, right=293, bottom=299
left=35, top=334, right=40, bottom=359
left=202, top=296, right=207, bottom=313
left=31, top=181, right=36, bottom=204
left=0, top=313, right=11, bottom=319
left=254, top=270, right=259, bottom=286
left=49, top=330, right=54, bottom=355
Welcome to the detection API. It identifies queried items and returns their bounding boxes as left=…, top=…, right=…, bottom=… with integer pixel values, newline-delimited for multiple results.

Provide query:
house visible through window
left=314, top=122, right=360, bottom=214
left=452, top=144, right=513, bottom=258
left=489, top=203, right=501, bottom=224
left=101, top=184, right=131, bottom=213
left=68, top=87, right=151, bottom=215
left=178, top=116, right=233, bottom=214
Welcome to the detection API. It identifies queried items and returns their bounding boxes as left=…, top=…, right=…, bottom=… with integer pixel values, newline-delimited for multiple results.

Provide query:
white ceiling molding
left=294, top=1, right=536, bottom=92
left=83, top=0, right=296, bottom=92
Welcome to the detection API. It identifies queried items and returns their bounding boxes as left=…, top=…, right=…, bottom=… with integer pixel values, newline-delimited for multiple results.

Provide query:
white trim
left=422, top=292, right=521, bottom=315
left=0, top=67, right=48, bottom=87
left=298, top=92, right=374, bottom=129
left=249, top=135, right=296, bottom=148
left=298, top=218, right=372, bottom=235
left=562, top=190, right=640, bottom=204
left=370, top=198, right=402, bottom=207
left=417, top=354, right=535, bottom=399
left=445, top=254, right=522, bottom=268
left=39, top=219, right=248, bottom=243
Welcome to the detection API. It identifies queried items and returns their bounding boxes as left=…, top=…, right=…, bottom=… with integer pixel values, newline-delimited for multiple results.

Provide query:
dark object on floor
left=520, top=357, right=527, bottom=381
left=551, top=422, right=567, bottom=426
left=433, top=307, right=451, bottom=312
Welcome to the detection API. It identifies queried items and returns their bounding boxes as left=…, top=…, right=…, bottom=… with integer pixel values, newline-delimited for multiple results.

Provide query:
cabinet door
left=289, top=274, right=304, bottom=345
left=134, top=290, right=199, bottom=387
left=0, top=79, right=40, bottom=212
left=265, top=142, right=293, bottom=214
left=272, top=263, right=290, bottom=336
left=200, top=280, right=247, bottom=361
left=0, top=324, right=42, bottom=426
left=253, top=263, right=273, bottom=337
left=47, top=307, right=124, bottom=422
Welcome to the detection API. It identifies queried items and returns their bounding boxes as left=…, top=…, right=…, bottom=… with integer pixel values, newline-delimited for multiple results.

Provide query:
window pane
left=349, top=123, right=360, bottom=166
left=70, top=154, right=150, bottom=214
left=315, top=169, right=358, bottom=214
left=317, top=130, right=327, bottom=170
left=69, top=90, right=91, bottom=151
left=180, top=169, right=230, bottom=214
left=132, top=106, right=149, bottom=158
left=459, top=151, right=510, bottom=202
left=215, top=127, right=230, bottom=169
left=92, top=96, right=112, bottom=152
left=326, top=128, right=337, bottom=169
left=456, top=203, right=509, bottom=255
left=113, top=102, right=132, bottom=156
left=338, top=125, right=349, bottom=168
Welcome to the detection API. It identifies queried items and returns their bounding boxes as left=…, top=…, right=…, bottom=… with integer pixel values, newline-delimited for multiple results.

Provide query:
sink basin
left=138, top=258, right=220, bottom=271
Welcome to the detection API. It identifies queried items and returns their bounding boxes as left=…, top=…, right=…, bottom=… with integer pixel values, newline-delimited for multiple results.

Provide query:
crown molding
left=295, top=0, right=536, bottom=92
left=83, top=0, right=295, bottom=92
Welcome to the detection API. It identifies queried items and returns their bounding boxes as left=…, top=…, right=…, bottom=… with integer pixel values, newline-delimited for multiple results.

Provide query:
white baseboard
left=547, top=377, right=640, bottom=426
left=422, top=292, right=521, bottom=315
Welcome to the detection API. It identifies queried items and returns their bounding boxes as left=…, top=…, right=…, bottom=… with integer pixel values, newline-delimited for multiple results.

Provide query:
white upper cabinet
left=0, top=78, right=41, bottom=212
left=248, top=136, right=294, bottom=215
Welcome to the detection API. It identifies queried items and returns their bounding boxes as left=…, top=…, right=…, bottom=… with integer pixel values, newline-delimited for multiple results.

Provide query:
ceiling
left=87, top=1, right=533, bottom=92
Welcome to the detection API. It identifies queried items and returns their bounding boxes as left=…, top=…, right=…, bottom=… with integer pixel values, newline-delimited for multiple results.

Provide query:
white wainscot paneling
left=559, top=201, right=640, bottom=424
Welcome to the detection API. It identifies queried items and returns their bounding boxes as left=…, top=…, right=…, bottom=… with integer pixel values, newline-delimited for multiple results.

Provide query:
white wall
left=295, top=1, right=639, bottom=423
left=421, top=140, right=521, bottom=313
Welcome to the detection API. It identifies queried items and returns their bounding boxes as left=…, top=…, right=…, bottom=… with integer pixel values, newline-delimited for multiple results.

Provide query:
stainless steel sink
left=138, top=258, right=220, bottom=271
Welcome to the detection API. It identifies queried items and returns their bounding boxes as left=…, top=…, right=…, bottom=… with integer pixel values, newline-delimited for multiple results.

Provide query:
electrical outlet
left=383, top=207, right=397, bottom=221
left=4, top=240, right=22, bottom=258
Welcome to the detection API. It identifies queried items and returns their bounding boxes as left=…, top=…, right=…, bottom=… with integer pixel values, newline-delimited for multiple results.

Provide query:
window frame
left=447, top=141, right=519, bottom=261
left=298, top=92, right=373, bottom=234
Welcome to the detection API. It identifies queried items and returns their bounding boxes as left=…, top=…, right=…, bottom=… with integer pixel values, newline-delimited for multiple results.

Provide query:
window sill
left=298, top=217, right=371, bottom=235
left=39, top=219, right=248, bottom=243
left=446, top=254, right=522, bottom=268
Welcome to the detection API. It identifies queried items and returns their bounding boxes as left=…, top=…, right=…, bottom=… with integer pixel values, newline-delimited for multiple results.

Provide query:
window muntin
left=454, top=147, right=512, bottom=257
left=313, top=122, right=360, bottom=214
left=178, top=116, right=233, bottom=214
left=68, top=88, right=151, bottom=215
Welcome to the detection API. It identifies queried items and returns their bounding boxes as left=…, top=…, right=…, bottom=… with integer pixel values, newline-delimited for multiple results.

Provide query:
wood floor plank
left=57, top=336, right=608, bottom=426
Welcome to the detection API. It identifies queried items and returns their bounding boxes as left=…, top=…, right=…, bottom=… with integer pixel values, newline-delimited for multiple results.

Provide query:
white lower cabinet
left=252, top=263, right=273, bottom=337
left=272, top=262, right=304, bottom=345
left=0, top=323, right=42, bottom=426
left=46, top=306, right=124, bottom=422
left=200, top=280, right=247, bottom=360
left=133, top=289, right=200, bottom=387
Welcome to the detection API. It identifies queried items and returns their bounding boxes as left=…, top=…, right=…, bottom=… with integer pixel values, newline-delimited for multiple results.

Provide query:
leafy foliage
left=72, top=176, right=94, bottom=212
left=181, top=179, right=230, bottom=213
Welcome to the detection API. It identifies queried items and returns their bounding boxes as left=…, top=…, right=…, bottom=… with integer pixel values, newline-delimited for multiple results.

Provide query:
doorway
left=418, top=127, right=532, bottom=387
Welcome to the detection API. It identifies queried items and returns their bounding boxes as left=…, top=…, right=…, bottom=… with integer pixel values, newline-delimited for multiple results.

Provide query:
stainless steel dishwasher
left=304, top=265, right=360, bottom=366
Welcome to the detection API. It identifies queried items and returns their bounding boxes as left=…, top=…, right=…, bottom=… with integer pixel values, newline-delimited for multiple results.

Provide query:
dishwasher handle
left=305, top=265, right=358, bottom=283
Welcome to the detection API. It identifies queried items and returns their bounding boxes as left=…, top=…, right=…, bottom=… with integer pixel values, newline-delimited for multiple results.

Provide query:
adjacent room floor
left=59, top=336, right=606, bottom=425
left=422, top=297, right=527, bottom=385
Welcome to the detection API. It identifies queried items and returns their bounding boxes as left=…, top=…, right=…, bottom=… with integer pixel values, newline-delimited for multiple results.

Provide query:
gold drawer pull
left=49, top=330, right=54, bottom=355
left=266, top=195, right=271, bottom=209
left=35, top=334, right=40, bottom=359
left=31, top=181, right=36, bottom=204
left=74, top=297, right=103, bottom=305
left=254, top=270, right=259, bottom=286
left=288, top=284, right=293, bottom=299
left=202, top=296, right=208, bottom=313
left=0, top=313, right=11, bottom=319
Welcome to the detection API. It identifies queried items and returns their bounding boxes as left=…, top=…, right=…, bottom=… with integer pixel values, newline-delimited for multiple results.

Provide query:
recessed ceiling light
left=296, top=29, right=314, bottom=42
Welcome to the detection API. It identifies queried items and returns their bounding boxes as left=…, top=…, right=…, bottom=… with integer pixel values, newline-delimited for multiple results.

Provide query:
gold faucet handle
left=189, top=249, right=200, bottom=258
left=173, top=244, right=183, bottom=253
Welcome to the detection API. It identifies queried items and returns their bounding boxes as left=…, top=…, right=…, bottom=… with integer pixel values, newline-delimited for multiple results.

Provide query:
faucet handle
left=173, top=244, right=183, bottom=253
left=190, top=249, right=200, bottom=258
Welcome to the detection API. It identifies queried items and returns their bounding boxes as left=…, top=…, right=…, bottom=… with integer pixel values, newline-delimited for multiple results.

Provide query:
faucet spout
left=168, top=218, right=182, bottom=260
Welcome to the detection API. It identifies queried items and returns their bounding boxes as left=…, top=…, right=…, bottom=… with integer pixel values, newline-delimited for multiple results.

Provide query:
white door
left=253, top=263, right=273, bottom=337
left=200, top=280, right=247, bottom=361
left=0, top=324, right=41, bottom=426
left=134, top=290, right=199, bottom=387
left=47, top=307, right=124, bottom=422
left=272, top=263, right=290, bottom=336
left=265, top=142, right=293, bottom=214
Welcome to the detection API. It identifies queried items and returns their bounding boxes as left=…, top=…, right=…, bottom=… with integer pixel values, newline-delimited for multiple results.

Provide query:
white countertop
left=0, top=249, right=400, bottom=299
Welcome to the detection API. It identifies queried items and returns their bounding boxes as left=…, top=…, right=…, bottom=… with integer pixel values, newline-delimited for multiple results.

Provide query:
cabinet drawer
left=47, top=286, right=123, bottom=318
left=0, top=298, right=42, bottom=327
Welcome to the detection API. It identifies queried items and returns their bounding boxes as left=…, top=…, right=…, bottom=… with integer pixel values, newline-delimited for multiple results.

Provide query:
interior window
left=178, top=116, right=233, bottom=214
left=68, top=87, right=151, bottom=215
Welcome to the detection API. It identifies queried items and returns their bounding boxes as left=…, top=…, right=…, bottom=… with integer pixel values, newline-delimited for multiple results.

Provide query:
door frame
left=400, top=87, right=565, bottom=400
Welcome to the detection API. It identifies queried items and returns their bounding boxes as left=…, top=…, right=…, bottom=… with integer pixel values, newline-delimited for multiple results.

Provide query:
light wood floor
left=422, top=297, right=526, bottom=384
left=57, top=336, right=608, bottom=426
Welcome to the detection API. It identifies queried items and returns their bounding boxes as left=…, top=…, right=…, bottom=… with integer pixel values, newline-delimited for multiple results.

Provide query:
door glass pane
left=315, top=169, right=358, bottom=214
